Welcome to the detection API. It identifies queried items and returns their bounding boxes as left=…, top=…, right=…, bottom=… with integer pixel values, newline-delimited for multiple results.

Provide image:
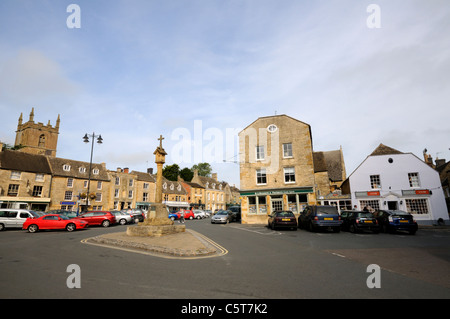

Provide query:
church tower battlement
left=14, top=108, right=60, bottom=157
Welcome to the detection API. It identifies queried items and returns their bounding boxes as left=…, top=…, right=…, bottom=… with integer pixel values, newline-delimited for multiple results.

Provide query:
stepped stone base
left=126, top=224, right=186, bottom=237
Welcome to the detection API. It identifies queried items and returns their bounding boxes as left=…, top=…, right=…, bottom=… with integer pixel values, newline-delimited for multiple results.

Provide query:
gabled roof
left=131, top=170, right=157, bottom=182
left=239, top=114, right=311, bottom=133
left=370, top=143, right=403, bottom=156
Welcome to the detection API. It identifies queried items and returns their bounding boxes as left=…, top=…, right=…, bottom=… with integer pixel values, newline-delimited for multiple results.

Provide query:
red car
left=177, top=209, right=195, bottom=220
left=73, top=211, right=116, bottom=227
left=23, top=214, right=88, bottom=233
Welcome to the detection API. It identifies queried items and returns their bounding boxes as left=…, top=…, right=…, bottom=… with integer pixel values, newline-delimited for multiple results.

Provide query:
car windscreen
left=216, top=211, right=228, bottom=215
left=317, top=207, right=338, bottom=215
left=391, top=211, right=413, bottom=219
left=276, top=211, right=294, bottom=217
left=357, top=212, right=374, bottom=218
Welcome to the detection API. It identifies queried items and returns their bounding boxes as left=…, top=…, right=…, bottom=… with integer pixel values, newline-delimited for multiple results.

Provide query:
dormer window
left=93, top=169, right=99, bottom=175
left=170, top=183, right=174, bottom=190
left=79, top=167, right=86, bottom=173
left=163, top=182, right=167, bottom=190
left=63, top=164, right=71, bottom=171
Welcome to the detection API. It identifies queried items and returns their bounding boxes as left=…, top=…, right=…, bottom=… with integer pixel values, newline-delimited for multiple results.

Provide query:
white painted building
left=342, top=144, right=449, bottom=225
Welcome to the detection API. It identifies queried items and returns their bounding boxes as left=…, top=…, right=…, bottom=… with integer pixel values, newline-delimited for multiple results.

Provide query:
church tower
left=14, top=108, right=60, bottom=157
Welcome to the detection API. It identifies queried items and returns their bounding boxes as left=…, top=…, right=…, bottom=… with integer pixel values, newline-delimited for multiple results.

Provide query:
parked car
left=193, top=209, right=206, bottom=219
left=23, top=214, right=88, bottom=233
left=125, top=209, right=145, bottom=222
left=298, top=205, right=341, bottom=232
left=0, top=209, right=40, bottom=231
left=73, top=211, right=116, bottom=227
left=228, top=206, right=241, bottom=222
left=204, top=210, right=213, bottom=216
left=47, top=209, right=78, bottom=218
left=268, top=211, right=297, bottom=230
left=340, top=211, right=380, bottom=233
left=211, top=210, right=233, bottom=224
left=111, top=211, right=133, bottom=225
left=168, top=211, right=179, bottom=221
left=373, top=210, right=418, bottom=235
left=178, top=209, right=195, bottom=220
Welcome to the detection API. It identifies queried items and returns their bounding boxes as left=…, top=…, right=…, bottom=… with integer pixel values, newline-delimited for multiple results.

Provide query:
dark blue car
left=298, top=205, right=341, bottom=232
left=374, top=210, right=418, bottom=235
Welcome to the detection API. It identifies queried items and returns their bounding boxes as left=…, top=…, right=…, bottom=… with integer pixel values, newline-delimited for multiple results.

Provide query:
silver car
left=0, top=209, right=40, bottom=230
left=211, top=210, right=232, bottom=224
left=193, top=209, right=206, bottom=219
left=112, top=211, right=133, bottom=225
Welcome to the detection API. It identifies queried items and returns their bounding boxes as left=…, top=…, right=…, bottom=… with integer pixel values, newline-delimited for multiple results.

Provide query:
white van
left=0, top=209, right=39, bottom=230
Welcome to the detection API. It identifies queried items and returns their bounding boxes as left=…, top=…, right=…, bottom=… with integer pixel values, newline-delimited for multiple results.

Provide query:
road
left=1, top=218, right=449, bottom=300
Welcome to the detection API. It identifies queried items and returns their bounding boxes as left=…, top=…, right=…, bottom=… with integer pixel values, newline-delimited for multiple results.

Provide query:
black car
left=268, top=211, right=297, bottom=230
left=228, top=206, right=241, bottom=222
left=340, top=211, right=380, bottom=233
left=298, top=205, right=341, bottom=232
left=373, top=210, right=418, bottom=235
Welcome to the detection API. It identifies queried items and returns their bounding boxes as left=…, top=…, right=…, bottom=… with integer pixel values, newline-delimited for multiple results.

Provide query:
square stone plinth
left=126, top=224, right=186, bottom=237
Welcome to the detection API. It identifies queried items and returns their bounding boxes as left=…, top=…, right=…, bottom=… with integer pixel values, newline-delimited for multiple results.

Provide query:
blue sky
left=1, top=0, right=449, bottom=188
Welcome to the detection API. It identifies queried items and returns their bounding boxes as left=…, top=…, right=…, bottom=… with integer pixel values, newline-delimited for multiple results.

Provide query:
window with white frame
left=92, top=168, right=99, bottom=175
left=256, top=145, right=265, bottom=161
left=35, top=173, right=44, bottom=182
left=283, top=143, right=293, bottom=158
left=143, top=183, right=149, bottom=189
left=128, top=190, right=133, bottom=199
left=10, top=171, right=21, bottom=180
left=32, top=186, right=43, bottom=197
left=406, top=198, right=429, bottom=214
left=7, top=184, right=19, bottom=196
left=370, top=175, right=381, bottom=189
left=63, top=164, right=71, bottom=172
left=284, top=167, right=296, bottom=183
left=359, top=199, right=380, bottom=211
left=115, top=177, right=120, bottom=185
left=67, top=178, right=73, bottom=188
left=256, top=168, right=267, bottom=185
left=64, top=191, right=73, bottom=201
left=408, top=172, right=420, bottom=188
left=143, top=192, right=148, bottom=201
left=96, top=193, right=102, bottom=202
left=97, top=181, right=102, bottom=190
left=114, top=189, right=119, bottom=198
left=79, top=167, right=86, bottom=173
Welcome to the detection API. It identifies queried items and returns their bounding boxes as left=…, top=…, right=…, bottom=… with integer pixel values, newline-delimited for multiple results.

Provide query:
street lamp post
left=83, top=132, right=103, bottom=210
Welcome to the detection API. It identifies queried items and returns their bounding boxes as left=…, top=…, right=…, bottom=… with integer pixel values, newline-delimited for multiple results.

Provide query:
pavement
left=82, top=227, right=227, bottom=258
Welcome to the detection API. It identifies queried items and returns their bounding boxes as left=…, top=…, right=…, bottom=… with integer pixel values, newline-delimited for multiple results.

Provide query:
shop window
left=406, top=198, right=429, bottom=214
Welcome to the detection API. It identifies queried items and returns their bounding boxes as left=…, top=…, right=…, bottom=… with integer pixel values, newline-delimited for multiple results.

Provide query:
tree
left=179, top=167, right=193, bottom=182
left=162, top=164, right=180, bottom=181
left=191, top=163, right=212, bottom=177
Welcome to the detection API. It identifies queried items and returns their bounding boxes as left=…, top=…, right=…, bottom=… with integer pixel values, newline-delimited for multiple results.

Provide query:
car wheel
left=119, top=219, right=127, bottom=225
left=170, top=217, right=175, bottom=221
left=349, top=223, right=356, bottom=233
left=0, top=223, right=5, bottom=231
left=197, top=216, right=201, bottom=219
left=102, top=220, right=110, bottom=227
left=28, top=224, right=39, bottom=233
left=66, top=223, right=76, bottom=232
left=190, top=216, right=193, bottom=220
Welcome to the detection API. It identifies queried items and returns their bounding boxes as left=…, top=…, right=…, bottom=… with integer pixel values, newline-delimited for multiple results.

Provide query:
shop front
left=240, top=187, right=314, bottom=224
left=0, top=196, right=51, bottom=211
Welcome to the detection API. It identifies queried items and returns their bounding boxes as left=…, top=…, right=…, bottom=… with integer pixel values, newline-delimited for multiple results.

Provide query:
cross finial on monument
left=158, top=135, right=164, bottom=148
